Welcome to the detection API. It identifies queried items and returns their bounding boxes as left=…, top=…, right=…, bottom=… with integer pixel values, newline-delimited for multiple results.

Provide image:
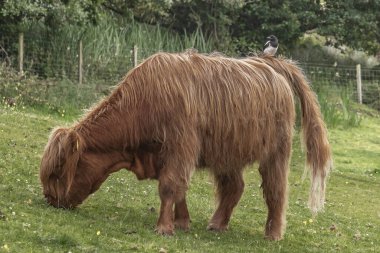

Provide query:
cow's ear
left=62, top=129, right=85, bottom=195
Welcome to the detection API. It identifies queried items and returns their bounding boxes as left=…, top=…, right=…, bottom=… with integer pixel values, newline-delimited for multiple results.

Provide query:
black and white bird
left=263, top=35, right=278, bottom=56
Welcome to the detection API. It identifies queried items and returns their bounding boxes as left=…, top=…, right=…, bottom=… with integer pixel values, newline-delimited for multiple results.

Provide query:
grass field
left=0, top=105, right=379, bottom=252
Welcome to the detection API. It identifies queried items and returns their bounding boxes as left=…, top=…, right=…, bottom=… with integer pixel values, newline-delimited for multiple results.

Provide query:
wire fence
left=301, top=63, right=380, bottom=109
left=1, top=32, right=380, bottom=111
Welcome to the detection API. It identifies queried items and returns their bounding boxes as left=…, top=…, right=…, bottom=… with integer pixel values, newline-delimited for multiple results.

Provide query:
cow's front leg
left=155, top=168, right=191, bottom=235
left=155, top=136, right=198, bottom=235
left=156, top=179, right=176, bottom=235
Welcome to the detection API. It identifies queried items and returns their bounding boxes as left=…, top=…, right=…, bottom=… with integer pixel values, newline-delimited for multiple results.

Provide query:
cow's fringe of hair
left=40, top=127, right=85, bottom=197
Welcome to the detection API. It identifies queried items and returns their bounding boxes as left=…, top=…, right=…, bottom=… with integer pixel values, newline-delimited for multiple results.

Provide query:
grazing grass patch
left=0, top=106, right=379, bottom=252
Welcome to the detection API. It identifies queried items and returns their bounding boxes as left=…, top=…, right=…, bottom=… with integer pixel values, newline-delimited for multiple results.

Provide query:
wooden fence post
left=18, top=33, right=24, bottom=75
left=133, top=45, right=138, bottom=67
left=78, top=39, right=83, bottom=85
left=356, top=64, right=362, bottom=104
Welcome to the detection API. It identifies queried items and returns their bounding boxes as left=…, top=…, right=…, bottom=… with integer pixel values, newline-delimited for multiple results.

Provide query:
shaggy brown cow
left=40, top=51, right=332, bottom=240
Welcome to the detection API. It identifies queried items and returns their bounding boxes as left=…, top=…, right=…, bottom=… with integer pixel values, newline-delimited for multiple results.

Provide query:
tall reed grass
left=1, top=17, right=215, bottom=117
left=20, top=17, right=214, bottom=83
left=1, top=18, right=362, bottom=128
left=314, top=84, right=361, bottom=128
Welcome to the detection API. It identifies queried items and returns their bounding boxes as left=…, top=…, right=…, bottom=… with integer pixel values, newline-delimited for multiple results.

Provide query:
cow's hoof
left=264, top=232, right=283, bottom=241
left=174, top=218, right=190, bottom=231
left=155, top=224, right=175, bottom=236
left=207, top=223, right=228, bottom=232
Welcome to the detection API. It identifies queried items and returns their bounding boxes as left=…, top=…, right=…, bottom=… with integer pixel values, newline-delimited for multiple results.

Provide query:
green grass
left=0, top=105, right=379, bottom=252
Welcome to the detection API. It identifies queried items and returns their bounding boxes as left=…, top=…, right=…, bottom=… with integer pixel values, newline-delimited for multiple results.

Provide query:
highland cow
left=40, top=51, right=332, bottom=240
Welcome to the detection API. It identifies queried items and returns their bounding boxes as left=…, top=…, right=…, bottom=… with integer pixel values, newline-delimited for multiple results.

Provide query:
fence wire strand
left=1, top=34, right=380, bottom=111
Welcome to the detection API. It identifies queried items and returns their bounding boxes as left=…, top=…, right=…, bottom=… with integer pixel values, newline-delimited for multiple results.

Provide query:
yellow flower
left=303, top=221, right=307, bottom=225
left=96, top=231, right=101, bottom=236
left=309, top=219, right=313, bottom=223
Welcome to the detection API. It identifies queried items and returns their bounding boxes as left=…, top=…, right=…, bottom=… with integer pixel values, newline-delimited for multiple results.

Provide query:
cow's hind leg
left=259, top=146, right=291, bottom=240
left=207, top=170, right=244, bottom=231
left=174, top=196, right=190, bottom=231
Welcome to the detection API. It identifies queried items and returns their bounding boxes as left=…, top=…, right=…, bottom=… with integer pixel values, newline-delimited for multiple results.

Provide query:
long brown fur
left=40, top=51, right=332, bottom=240
left=246, top=55, right=332, bottom=213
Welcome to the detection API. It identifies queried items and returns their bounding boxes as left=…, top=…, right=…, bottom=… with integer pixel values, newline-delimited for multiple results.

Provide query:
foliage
left=0, top=15, right=214, bottom=82
left=292, top=34, right=380, bottom=67
left=0, top=106, right=379, bottom=252
left=1, top=0, right=379, bottom=55
left=315, top=85, right=362, bottom=128
left=231, top=1, right=303, bottom=54
left=0, top=65, right=101, bottom=118
left=362, top=82, right=380, bottom=111
left=319, top=0, right=380, bottom=55
left=0, top=0, right=47, bottom=28
left=0, top=0, right=100, bottom=33
left=167, top=0, right=243, bottom=50
left=101, top=0, right=172, bottom=24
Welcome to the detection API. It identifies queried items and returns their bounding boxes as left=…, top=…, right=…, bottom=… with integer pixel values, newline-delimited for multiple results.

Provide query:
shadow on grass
left=36, top=196, right=269, bottom=245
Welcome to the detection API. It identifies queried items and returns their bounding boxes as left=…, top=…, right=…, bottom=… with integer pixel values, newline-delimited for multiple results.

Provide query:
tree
left=319, top=0, right=380, bottom=55
left=1, top=0, right=378, bottom=55
left=231, top=0, right=323, bottom=55
left=101, top=0, right=171, bottom=24
left=167, top=0, right=243, bottom=49
left=0, top=0, right=102, bottom=33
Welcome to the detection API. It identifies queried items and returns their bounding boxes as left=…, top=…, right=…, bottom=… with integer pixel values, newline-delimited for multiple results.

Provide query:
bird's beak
left=267, top=36, right=271, bottom=40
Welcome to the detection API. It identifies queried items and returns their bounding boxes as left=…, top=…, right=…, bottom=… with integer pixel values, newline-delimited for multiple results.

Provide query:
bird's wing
left=264, top=41, right=270, bottom=47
